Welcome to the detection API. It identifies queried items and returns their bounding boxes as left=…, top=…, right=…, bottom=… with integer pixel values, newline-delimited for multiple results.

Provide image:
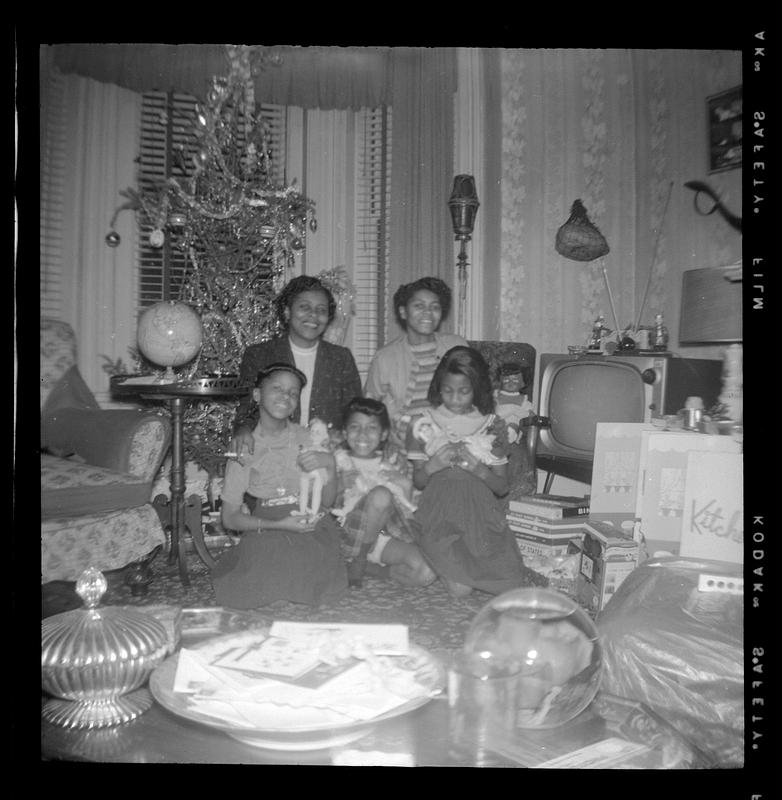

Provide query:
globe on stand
left=137, top=301, right=203, bottom=382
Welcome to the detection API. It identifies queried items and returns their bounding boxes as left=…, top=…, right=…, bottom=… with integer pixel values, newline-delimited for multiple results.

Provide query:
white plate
left=149, top=630, right=445, bottom=751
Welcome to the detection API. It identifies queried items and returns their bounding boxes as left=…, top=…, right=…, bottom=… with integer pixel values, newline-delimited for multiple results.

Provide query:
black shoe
left=347, top=554, right=367, bottom=588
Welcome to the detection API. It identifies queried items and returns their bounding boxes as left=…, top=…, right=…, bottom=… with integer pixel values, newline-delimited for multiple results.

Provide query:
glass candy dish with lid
left=41, top=567, right=170, bottom=729
left=462, top=588, right=602, bottom=729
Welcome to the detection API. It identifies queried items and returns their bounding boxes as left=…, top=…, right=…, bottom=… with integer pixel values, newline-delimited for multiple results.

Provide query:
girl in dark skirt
left=406, top=346, right=547, bottom=598
left=211, top=363, right=347, bottom=609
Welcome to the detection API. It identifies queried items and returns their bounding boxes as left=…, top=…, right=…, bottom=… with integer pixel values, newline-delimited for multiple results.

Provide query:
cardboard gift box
left=589, top=424, right=741, bottom=556
left=510, top=523, right=585, bottom=559
left=576, top=520, right=639, bottom=615
left=635, top=431, right=741, bottom=556
left=589, top=423, right=657, bottom=537
left=679, top=451, right=743, bottom=564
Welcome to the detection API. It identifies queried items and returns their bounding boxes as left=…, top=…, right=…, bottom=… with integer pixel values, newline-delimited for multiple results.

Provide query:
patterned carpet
left=79, top=543, right=493, bottom=657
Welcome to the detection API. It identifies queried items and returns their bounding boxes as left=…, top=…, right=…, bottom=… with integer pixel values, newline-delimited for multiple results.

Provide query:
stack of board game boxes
left=506, top=494, right=590, bottom=559
left=507, top=495, right=640, bottom=613
left=506, top=495, right=590, bottom=601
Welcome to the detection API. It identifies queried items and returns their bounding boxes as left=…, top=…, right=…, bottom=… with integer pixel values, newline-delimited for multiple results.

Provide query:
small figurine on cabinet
left=493, top=363, right=534, bottom=444
left=297, top=418, right=332, bottom=520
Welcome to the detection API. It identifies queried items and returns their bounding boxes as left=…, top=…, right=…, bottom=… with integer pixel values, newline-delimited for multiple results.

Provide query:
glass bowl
left=41, top=568, right=170, bottom=729
left=462, top=588, right=602, bottom=728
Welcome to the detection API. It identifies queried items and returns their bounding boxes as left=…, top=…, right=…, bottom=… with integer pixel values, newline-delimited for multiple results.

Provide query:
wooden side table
left=111, top=375, right=248, bottom=587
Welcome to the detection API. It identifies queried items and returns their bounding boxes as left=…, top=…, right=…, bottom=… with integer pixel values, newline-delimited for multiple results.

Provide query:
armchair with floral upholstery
left=41, top=319, right=171, bottom=594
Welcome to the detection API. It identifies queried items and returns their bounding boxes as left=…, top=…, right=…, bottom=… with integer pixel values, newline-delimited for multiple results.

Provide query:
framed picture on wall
left=707, top=86, right=742, bottom=173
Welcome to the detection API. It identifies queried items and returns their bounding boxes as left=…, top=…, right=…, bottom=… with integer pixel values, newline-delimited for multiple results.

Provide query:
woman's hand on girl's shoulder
left=298, top=450, right=335, bottom=473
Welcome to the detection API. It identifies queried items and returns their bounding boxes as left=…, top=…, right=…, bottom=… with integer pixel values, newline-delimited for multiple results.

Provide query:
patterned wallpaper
left=498, top=49, right=742, bottom=362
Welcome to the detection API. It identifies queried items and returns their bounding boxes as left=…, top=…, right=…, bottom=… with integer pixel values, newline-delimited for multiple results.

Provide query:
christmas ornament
left=105, top=231, right=121, bottom=248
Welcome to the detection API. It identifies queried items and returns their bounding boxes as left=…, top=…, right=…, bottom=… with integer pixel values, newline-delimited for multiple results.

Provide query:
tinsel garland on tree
left=109, top=45, right=357, bottom=480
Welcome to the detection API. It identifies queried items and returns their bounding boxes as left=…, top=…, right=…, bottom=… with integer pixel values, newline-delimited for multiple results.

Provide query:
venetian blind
left=40, top=69, right=67, bottom=319
left=136, top=91, right=286, bottom=306
left=352, top=106, right=392, bottom=377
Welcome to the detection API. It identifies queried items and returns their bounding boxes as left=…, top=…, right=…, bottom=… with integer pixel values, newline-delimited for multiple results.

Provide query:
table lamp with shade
left=678, top=264, right=742, bottom=423
left=448, top=175, right=480, bottom=338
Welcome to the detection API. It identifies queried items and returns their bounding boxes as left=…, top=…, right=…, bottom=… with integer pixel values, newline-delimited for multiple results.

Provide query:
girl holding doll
left=406, top=346, right=548, bottom=598
left=211, top=363, right=348, bottom=608
left=332, top=396, right=435, bottom=589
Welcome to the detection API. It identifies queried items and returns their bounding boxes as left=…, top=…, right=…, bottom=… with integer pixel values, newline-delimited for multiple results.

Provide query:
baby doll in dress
left=297, top=418, right=332, bottom=520
left=493, top=362, right=534, bottom=444
left=411, top=413, right=503, bottom=467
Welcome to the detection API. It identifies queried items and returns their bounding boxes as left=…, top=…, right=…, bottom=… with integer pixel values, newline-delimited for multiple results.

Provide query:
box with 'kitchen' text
left=679, top=451, right=743, bottom=565
left=590, top=424, right=742, bottom=556
left=576, top=520, right=639, bottom=615
left=635, top=430, right=741, bottom=556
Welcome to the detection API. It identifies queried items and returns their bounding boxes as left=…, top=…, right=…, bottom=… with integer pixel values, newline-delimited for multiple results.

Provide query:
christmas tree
left=110, top=45, right=320, bottom=478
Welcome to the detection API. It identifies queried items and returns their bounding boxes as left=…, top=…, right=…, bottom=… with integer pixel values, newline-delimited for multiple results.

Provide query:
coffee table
left=40, top=607, right=705, bottom=767
left=42, top=687, right=700, bottom=767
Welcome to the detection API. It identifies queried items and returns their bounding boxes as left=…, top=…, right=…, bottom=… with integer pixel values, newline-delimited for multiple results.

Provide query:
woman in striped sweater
left=364, top=277, right=467, bottom=455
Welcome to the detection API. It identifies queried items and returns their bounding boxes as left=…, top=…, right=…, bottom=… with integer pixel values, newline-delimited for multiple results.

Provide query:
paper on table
left=174, top=648, right=279, bottom=697
left=268, top=621, right=409, bottom=655
left=535, top=737, right=653, bottom=769
left=172, top=645, right=425, bottom=725
left=211, top=636, right=323, bottom=678
left=229, top=662, right=413, bottom=723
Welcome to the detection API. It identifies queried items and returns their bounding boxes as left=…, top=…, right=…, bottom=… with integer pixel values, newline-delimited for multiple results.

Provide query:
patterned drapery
left=51, top=44, right=395, bottom=111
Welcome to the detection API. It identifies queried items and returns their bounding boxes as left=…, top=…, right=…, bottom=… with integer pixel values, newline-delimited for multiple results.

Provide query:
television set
left=534, top=353, right=724, bottom=488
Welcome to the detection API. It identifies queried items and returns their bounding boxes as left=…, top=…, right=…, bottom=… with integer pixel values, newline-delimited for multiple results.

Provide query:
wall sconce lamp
left=448, top=175, right=480, bottom=337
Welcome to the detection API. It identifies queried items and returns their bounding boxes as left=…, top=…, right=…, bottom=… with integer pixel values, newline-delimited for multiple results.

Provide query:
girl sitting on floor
left=406, top=346, right=548, bottom=598
left=211, top=363, right=348, bottom=609
left=332, top=397, right=436, bottom=589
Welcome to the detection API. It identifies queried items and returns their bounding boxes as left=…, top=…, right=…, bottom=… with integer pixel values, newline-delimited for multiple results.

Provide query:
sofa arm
left=42, top=408, right=171, bottom=480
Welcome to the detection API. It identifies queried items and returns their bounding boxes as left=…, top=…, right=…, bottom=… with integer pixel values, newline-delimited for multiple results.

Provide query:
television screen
left=543, top=360, right=646, bottom=456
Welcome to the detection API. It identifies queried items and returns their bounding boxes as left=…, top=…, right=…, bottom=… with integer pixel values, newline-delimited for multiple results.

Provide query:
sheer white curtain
left=387, top=48, right=456, bottom=341
left=498, top=49, right=742, bottom=362
left=42, top=67, right=141, bottom=404
left=298, top=109, right=353, bottom=278
left=453, top=47, right=488, bottom=340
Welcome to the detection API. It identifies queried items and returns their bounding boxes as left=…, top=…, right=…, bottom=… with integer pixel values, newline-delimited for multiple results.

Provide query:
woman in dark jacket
left=231, top=275, right=361, bottom=456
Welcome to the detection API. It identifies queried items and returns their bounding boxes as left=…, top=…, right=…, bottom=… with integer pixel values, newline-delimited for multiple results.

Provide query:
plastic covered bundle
left=597, top=556, right=743, bottom=767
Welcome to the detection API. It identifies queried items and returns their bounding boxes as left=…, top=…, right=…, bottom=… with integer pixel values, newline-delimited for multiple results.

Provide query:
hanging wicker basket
left=555, top=199, right=610, bottom=262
